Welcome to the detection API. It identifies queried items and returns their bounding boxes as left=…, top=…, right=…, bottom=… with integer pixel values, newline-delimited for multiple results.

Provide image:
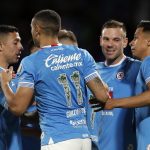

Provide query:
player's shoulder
left=142, top=56, right=150, bottom=64
left=96, top=62, right=105, bottom=69
left=63, top=45, right=92, bottom=58
left=139, top=56, right=150, bottom=71
left=125, top=57, right=141, bottom=66
left=64, top=45, right=88, bottom=53
left=22, top=49, right=41, bottom=63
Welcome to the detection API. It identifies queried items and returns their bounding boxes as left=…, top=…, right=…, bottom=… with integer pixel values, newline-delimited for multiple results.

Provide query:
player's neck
left=141, top=49, right=150, bottom=61
left=105, top=54, right=126, bottom=66
left=39, top=36, right=59, bottom=48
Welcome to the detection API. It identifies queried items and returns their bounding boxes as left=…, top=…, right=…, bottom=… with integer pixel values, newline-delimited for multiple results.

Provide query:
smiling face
left=100, top=27, right=128, bottom=65
left=0, top=32, right=22, bottom=66
left=130, top=27, right=150, bottom=60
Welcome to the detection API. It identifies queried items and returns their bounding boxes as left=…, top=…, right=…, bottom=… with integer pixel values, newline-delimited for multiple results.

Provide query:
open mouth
left=16, top=51, right=21, bottom=59
left=16, top=54, right=21, bottom=59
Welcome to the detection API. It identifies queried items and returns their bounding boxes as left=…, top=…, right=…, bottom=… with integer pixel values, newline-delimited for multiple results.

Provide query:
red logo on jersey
left=109, top=87, right=113, bottom=98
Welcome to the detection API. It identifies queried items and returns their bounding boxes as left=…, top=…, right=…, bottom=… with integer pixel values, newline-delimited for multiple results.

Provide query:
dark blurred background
left=0, top=0, right=150, bottom=69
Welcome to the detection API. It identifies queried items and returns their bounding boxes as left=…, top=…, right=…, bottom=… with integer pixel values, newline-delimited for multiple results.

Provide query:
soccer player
left=0, top=25, right=23, bottom=149
left=104, top=20, right=150, bottom=150
left=21, top=39, right=40, bottom=150
left=87, top=20, right=141, bottom=150
left=0, top=10, right=109, bottom=150
left=58, top=29, right=78, bottom=46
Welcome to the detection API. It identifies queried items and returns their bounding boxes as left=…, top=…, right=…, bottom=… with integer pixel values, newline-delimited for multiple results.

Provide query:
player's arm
left=0, top=67, right=34, bottom=116
left=105, top=82, right=150, bottom=109
left=86, top=76, right=109, bottom=104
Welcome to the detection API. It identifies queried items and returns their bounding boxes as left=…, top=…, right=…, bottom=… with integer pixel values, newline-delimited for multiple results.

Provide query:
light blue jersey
left=135, top=56, right=150, bottom=150
left=0, top=67, right=22, bottom=150
left=87, top=57, right=141, bottom=150
left=17, top=45, right=99, bottom=146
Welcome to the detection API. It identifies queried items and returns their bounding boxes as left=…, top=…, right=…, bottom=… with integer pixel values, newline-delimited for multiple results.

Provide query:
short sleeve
left=82, top=50, right=100, bottom=83
left=17, top=57, right=35, bottom=88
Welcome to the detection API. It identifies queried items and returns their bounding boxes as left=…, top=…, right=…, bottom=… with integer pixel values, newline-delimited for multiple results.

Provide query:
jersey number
left=58, top=71, right=83, bottom=107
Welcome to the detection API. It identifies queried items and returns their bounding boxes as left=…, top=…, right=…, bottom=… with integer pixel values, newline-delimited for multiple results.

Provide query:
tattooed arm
left=86, top=76, right=109, bottom=103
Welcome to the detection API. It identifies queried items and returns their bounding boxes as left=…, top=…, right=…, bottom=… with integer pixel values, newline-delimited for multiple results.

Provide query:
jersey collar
left=104, top=55, right=126, bottom=67
left=41, top=43, right=62, bottom=49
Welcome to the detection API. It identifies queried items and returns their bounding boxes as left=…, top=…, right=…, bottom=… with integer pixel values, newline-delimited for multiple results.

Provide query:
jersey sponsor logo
left=45, top=53, right=83, bottom=71
left=50, top=62, right=83, bottom=71
left=51, top=47, right=64, bottom=51
left=70, top=119, right=86, bottom=127
left=66, top=108, right=86, bottom=118
left=101, top=110, right=114, bottom=116
left=45, top=53, right=81, bottom=67
left=116, top=72, right=124, bottom=80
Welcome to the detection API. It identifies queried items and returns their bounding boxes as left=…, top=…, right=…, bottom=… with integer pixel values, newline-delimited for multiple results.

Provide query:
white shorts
left=41, top=138, right=91, bottom=150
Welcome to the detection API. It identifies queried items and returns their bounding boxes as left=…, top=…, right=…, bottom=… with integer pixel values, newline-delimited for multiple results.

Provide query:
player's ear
left=34, top=24, right=40, bottom=37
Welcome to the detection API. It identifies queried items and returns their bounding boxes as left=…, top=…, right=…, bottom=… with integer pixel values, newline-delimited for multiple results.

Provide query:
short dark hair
left=101, top=20, right=127, bottom=37
left=137, top=20, right=150, bottom=33
left=0, top=25, right=18, bottom=35
left=33, top=9, right=61, bottom=36
left=58, top=29, right=77, bottom=44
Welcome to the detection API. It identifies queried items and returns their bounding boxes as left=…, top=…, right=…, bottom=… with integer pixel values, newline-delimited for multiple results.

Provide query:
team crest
left=116, top=72, right=124, bottom=80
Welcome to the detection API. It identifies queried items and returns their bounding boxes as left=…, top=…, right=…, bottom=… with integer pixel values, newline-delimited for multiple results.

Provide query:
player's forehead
left=101, top=27, right=125, bottom=38
left=3, top=32, right=21, bottom=44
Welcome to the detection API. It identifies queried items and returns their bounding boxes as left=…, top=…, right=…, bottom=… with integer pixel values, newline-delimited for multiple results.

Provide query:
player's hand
left=89, top=98, right=105, bottom=112
left=104, top=99, right=116, bottom=110
left=0, top=66, right=14, bottom=84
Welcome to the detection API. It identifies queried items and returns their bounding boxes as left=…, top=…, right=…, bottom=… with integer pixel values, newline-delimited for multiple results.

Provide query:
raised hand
left=0, top=66, right=14, bottom=84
